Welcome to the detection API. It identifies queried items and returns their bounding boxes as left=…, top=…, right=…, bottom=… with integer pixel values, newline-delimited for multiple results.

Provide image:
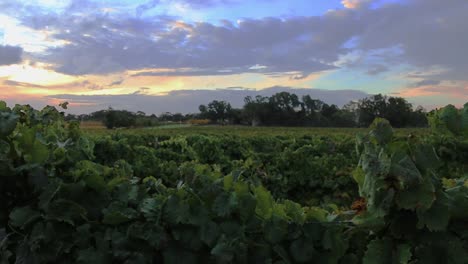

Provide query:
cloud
left=21, top=12, right=352, bottom=76
left=0, top=45, right=23, bottom=65
left=341, top=0, right=372, bottom=9
left=2, top=0, right=468, bottom=101
left=2, top=80, right=43, bottom=88
left=355, top=0, right=468, bottom=82
left=47, top=86, right=369, bottom=114
left=2, top=78, right=104, bottom=91
left=410, top=79, right=441, bottom=87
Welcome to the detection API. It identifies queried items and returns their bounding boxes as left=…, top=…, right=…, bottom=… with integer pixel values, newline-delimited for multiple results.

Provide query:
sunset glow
left=0, top=0, right=467, bottom=113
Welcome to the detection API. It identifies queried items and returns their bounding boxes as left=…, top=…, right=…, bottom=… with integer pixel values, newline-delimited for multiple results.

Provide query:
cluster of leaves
left=90, top=133, right=358, bottom=206
left=1, top=101, right=467, bottom=263
left=1, top=102, right=351, bottom=263
left=352, top=118, right=468, bottom=263
left=428, top=103, right=468, bottom=137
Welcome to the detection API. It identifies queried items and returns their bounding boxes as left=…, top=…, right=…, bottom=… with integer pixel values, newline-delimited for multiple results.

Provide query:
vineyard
left=1, top=101, right=467, bottom=263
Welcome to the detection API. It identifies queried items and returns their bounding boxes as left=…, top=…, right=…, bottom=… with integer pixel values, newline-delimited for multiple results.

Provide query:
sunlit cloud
left=341, top=0, right=372, bottom=9
left=0, top=0, right=467, bottom=112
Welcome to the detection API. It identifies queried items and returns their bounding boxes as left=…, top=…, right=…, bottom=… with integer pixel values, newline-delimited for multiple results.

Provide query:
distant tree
left=356, top=94, right=418, bottom=127
left=199, top=100, right=233, bottom=124
left=103, top=109, right=137, bottom=129
left=243, top=95, right=269, bottom=126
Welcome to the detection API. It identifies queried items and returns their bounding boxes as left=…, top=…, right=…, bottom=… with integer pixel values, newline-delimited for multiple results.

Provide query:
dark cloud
left=47, top=86, right=369, bottom=114
left=108, top=78, right=125, bottom=86
left=2, top=0, right=467, bottom=90
left=355, top=0, right=468, bottom=81
left=410, top=79, right=441, bottom=87
left=2, top=80, right=43, bottom=88
left=3, top=79, right=104, bottom=91
left=24, top=13, right=349, bottom=76
left=0, top=45, right=23, bottom=65
left=365, top=65, right=389, bottom=76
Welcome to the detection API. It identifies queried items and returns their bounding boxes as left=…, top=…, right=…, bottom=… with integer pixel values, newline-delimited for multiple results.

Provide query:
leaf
left=163, top=246, right=197, bottom=264
left=102, top=202, right=137, bottom=225
left=461, top=102, right=468, bottom=135
left=200, top=221, right=219, bottom=247
left=211, top=240, right=234, bottom=262
left=411, top=143, right=440, bottom=172
left=254, top=186, right=274, bottom=220
left=396, top=244, right=412, bottom=264
left=212, top=192, right=237, bottom=217
left=263, top=217, right=287, bottom=244
left=163, top=194, right=190, bottom=224
left=369, top=118, right=393, bottom=145
left=390, top=152, right=422, bottom=190
left=363, top=238, right=392, bottom=264
left=417, top=192, right=450, bottom=231
left=140, top=197, right=164, bottom=222
left=46, top=199, right=87, bottom=226
left=283, top=200, right=305, bottom=224
left=223, top=175, right=233, bottom=191
left=14, top=242, right=38, bottom=264
left=30, top=142, right=49, bottom=164
left=9, top=206, right=40, bottom=228
left=0, top=112, right=18, bottom=138
left=396, top=176, right=435, bottom=211
left=77, top=248, right=110, bottom=264
left=289, top=238, right=316, bottom=263
left=127, top=222, right=164, bottom=247
left=305, top=207, right=328, bottom=222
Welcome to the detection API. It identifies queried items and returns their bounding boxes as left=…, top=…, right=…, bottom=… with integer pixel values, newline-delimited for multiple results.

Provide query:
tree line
left=67, top=93, right=428, bottom=128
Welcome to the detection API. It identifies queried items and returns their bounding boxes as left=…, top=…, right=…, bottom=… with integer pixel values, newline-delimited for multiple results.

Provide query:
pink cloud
left=341, top=0, right=372, bottom=9
left=398, top=83, right=468, bottom=98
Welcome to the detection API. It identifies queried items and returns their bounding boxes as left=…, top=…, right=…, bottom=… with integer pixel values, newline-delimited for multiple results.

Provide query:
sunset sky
left=0, top=0, right=467, bottom=114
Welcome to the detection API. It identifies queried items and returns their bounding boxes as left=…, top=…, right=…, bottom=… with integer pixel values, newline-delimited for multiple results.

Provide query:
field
left=81, top=120, right=430, bottom=137
left=1, top=104, right=467, bottom=263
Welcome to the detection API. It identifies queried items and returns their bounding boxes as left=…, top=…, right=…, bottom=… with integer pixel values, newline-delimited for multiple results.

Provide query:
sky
left=0, top=0, right=467, bottom=114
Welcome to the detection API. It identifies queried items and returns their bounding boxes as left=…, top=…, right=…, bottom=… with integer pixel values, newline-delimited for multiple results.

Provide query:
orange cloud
left=341, top=0, right=371, bottom=9
left=398, top=83, right=468, bottom=98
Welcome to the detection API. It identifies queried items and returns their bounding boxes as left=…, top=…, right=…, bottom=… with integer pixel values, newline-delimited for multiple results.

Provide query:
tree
left=356, top=94, right=418, bottom=127
left=199, top=100, right=233, bottom=124
left=243, top=95, right=269, bottom=126
left=103, top=109, right=137, bottom=129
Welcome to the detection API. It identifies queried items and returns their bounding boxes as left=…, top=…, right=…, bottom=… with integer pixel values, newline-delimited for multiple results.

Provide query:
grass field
left=81, top=120, right=430, bottom=138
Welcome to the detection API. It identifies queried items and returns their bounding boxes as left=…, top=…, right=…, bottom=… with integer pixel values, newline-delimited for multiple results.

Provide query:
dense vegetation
left=69, top=93, right=429, bottom=128
left=0, top=101, right=467, bottom=263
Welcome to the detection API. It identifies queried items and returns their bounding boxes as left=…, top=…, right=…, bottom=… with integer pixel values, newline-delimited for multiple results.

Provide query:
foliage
left=0, top=101, right=467, bottom=263
left=429, top=103, right=468, bottom=136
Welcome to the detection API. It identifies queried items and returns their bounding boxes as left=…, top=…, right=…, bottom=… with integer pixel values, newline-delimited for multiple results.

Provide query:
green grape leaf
left=254, top=186, right=274, bottom=220
left=200, top=221, right=219, bottom=247
left=27, top=140, right=49, bottom=164
left=363, top=238, right=392, bottom=264
left=140, top=197, right=164, bottom=222
left=9, top=206, right=41, bottom=228
left=390, top=152, right=422, bottom=190
left=289, top=238, right=316, bottom=263
left=263, top=217, right=287, bottom=244
left=396, top=176, right=435, bottom=211
left=46, top=199, right=87, bottom=226
left=369, top=118, right=393, bottom=145
left=417, top=192, right=450, bottom=231
left=411, top=143, right=440, bottom=172
left=396, top=244, right=412, bottom=264
left=212, top=192, right=238, bottom=217
left=102, top=202, right=137, bottom=225
left=163, top=194, right=190, bottom=224
left=77, top=248, right=110, bottom=264
left=0, top=112, right=18, bottom=138
left=163, top=246, right=197, bottom=264
left=211, top=240, right=234, bottom=262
